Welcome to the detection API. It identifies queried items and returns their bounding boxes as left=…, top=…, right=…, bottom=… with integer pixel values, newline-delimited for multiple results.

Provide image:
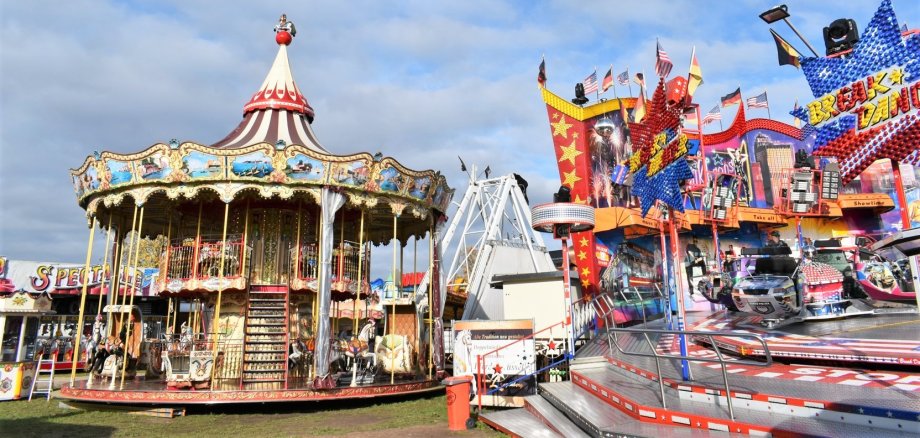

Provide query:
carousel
left=59, top=15, right=452, bottom=405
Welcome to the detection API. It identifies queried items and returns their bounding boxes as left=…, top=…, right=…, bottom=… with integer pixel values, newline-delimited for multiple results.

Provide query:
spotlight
left=572, top=83, right=589, bottom=105
left=823, top=18, right=859, bottom=56
left=759, top=5, right=790, bottom=24
left=554, top=186, right=571, bottom=203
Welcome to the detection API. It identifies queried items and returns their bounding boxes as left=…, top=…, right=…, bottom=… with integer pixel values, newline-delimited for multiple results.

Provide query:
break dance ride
left=59, top=15, right=453, bottom=406
left=481, top=1, right=920, bottom=436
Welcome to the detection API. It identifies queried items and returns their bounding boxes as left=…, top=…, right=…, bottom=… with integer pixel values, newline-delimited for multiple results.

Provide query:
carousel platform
left=481, top=315, right=920, bottom=436
left=58, top=376, right=441, bottom=405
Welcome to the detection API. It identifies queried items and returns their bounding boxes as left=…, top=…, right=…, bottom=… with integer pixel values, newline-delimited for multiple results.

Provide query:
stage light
left=821, top=162, right=840, bottom=200
left=759, top=5, right=789, bottom=23
left=758, top=4, right=820, bottom=57
left=823, top=18, right=859, bottom=56
left=554, top=185, right=571, bottom=203
left=572, top=83, right=589, bottom=105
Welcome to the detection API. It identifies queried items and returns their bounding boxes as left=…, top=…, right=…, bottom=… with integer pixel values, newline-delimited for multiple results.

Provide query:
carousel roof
left=212, top=21, right=326, bottom=153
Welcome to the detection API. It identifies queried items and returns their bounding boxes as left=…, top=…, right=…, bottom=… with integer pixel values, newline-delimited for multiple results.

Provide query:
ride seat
left=754, top=256, right=797, bottom=276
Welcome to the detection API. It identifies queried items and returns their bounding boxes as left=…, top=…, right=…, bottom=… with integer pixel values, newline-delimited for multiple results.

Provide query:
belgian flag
left=770, top=29, right=801, bottom=68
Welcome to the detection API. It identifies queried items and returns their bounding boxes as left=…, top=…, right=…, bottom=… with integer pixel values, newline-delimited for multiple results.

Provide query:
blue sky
left=1, top=0, right=917, bottom=271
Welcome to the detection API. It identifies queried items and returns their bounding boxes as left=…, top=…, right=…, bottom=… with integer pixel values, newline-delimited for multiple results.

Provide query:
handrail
left=476, top=320, right=566, bottom=411
left=605, top=325, right=772, bottom=421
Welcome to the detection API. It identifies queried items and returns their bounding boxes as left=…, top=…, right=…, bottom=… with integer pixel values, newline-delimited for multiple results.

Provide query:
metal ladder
left=29, top=353, right=56, bottom=401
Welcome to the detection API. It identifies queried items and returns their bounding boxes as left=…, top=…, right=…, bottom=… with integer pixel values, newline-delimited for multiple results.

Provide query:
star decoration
left=581, top=266, right=590, bottom=277
left=493, top=364, right=503, bottom=374
left=577, top=251, right=587, bottom=261
left=562, top=170, right=581, bottom=187
left=793, top=0, right=920, bottom=184
left=558, top=140, right=582, bottom=165
left=573, top=194, right=585, bottom=204
left=628, top=77, right=692, bottom=217
left=548, top=340, right=556, bottom=350
left=550, top=117, right=573, bottom=138
left=581, top=278, right=591, bottom=288
left=579, top=237, right=589, bottom=247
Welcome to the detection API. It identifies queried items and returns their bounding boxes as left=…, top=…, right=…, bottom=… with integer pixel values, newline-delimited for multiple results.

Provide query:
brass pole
left=352, top=210, right=365, bottom=334
left=120, top=206, right=145, bottom=388
left=391, top=214, right=398, bottom=385
left=110, top=205, right=138, bottom=389
left=163, top=212, right=173, bottom=334
left=295, top=201, right=303, bottom=281
left=336, top=211, right=345, bottom=335
left=210, top=202, right=231, bottom=385
left=428, top=220, right=434, bottom=379
left=192, top=201, right=204, bottom=279
left=107, top=224, right=124, bottom=335
left=69, top=216, right=97, bottom=385
left=240, top=200, right=251, bottom=276
left=95, top=214, right=113, bottom=316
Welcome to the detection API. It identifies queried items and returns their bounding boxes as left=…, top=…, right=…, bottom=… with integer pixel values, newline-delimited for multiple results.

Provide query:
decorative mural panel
left=230, top=150, right=274, bottom=179
left=285, top=154, right=326, bottom=182
left=182, top=150, right=224, bottom=180
left=105, top=159, right=134, bottom=187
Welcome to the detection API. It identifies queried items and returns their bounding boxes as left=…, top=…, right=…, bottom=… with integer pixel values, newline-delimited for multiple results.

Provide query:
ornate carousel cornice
left=71, top=141, right=452, bottom=219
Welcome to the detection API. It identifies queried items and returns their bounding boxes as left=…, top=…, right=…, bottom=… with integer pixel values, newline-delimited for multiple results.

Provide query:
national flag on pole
left=686, top=47, right=703, bottom=99
left=537, top=56, right=547, bottom=87
left=616, top=70, right=629, bottom=86
left=793, top=99, right=801, bottom=128
left=770, top=29, right=801, bottom=69
left=655, top=40, right=673, bottom=78
left=721, top=87, right=741, bottom=107
left=702, top=105, right=721, bottom=125
left=602, top=67, right=614, bottom=92
left=583, top=70, right=599, bottom=94
left=617, top=98, right=629, bottom=123
left=746, top=91, right=769, bottom=109
left=634, top=91, right=647, bottom=123
left=683, top=106, right=699, bottom=125
left=634, top=72, right=645, bottom=88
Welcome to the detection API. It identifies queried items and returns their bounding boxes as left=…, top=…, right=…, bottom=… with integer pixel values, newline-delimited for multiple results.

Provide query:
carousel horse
left=375, top=335, right=414, bottom=374
left=83, top=316, right=106, bottom=371
left=288, top=338, right=307, bottom=370
left=178, top=321, right=192, bottom=351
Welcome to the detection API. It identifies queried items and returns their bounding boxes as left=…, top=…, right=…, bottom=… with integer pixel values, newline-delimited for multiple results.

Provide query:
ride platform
left=58, top=376, right=441, bottom=405
left=689, top=305, right=920, bottom=367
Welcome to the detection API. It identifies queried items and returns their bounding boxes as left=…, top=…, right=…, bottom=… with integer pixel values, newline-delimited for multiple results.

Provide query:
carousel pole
left=69, top=216, right=98, bottom=386
left=336, top=211, right=345, bottom=335
left=119, top=206, right=145, bottom=389
left=109, top=205, right=138, bottom=388
left=240, top=200, right=251, bottom=278
left=311, top=209, right=320, bottom=381
left=658, top=208, right=672, bottom=329
left=95, top=214, right=114, bottom=316
left=353, top=210, right=365, bottom=334
left=391, top=213, right=398, bottom=385
left=428, top=220, right=434, bottom=380
left=890, top=161, right=920, bottom=309
left=413, top=236, right=420, bottom=373
left=192, top=201, right=204, bottom=280
left=210, top=202, right=231, bottom=386
left=295, top=201, right=303, bottom=285
left=163, top=212, right=174, bottom=334
left=668, top=210, right=691, bottom=381
left=107, top=224, right=124, bottom=325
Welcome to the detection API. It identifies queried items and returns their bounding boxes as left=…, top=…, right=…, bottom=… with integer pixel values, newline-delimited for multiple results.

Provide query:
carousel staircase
left=241, top=284, right=289, bottom=389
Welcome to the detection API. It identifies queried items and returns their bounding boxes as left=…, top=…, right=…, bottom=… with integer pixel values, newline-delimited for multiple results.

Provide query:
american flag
left=746, top=91, right=769, bottom=109
left=655, top=40, right=673, bottom=78
left=616, top=70, right=629, bottom=86
left=583, top=70, right=599, bottom=94
left=702, top=105, right=721, bottom=125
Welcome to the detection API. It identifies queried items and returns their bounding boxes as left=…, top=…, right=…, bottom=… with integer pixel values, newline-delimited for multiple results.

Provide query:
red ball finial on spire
left=274, top=13, right=296, bottom=46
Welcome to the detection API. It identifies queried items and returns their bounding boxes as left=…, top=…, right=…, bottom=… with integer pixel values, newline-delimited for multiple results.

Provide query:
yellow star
left=562, top=170, right=581, bottom=187
left=577, top=251, right=587, bottom=261
left=558, top=140, right=582, bottom=166
left=579, top=237, right=589, bottom=247
left=550, top=117, right=573, bottom=138
left=890, top=67, right=904, bottom=85
left=552, top=113, right=560, bottom=120
left=581, top=266, right=591, bottom=278
left=573, top=133, right=579, bottom=139
left=573, top=194, right=585, bottom=204
left=581, top=278, right=591, bottom=288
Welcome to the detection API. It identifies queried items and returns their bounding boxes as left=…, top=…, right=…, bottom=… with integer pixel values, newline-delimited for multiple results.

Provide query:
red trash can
left=443, top=375, right=474, bottom=430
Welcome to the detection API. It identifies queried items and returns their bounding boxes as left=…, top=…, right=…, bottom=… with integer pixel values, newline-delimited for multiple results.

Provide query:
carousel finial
left=274, top=13, right=296, bottom=46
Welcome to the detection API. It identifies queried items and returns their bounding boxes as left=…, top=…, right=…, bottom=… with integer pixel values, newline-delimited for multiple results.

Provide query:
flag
left=583, top=70, right=599, bottom=94
left=537, top=57, right=547, bottom=86
left=616, top=70, right=629, bottom=86
left=617, top=98, right=629, bottom=123
left=770, top=29, right=801, bottom=69
left=793, top=99, right=801, bottom=128
left=721, top=87, right=741, bottom=107
left=901, top=23, right=908, bottom=33
left=634, top=92, right=647, bottom=123
left=686, top=47, right=703, bottom=99
left=655, top=40, right=673, bottom=78
left=746, top=91, right=769, bottom=109
left=602, top=67, right=614, bottom=92
left=634, top=72, right=645, bottom=88
left=683, top=106, right=699, bottom=125
left=702, top=105, right=721, bottom=125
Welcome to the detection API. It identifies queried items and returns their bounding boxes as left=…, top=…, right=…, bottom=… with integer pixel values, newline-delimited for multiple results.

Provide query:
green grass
left=0, top=394, right=503, bottom=437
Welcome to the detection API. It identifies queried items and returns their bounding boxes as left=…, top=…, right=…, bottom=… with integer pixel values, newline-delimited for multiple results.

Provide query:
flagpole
left=685, top=46, right=694, bottom=100
left=610, top=64, right=618, bottom=99
left=626, top=67, right=634, bottom=98
left=643, top=70, right=648, bottom=99
left=594, top=67, right=599, bottom=101
left=765, top=91, right=772, bottom=119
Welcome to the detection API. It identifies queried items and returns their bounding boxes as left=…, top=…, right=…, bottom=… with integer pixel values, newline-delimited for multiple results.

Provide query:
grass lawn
left=0, top=393, right=503, bottom=437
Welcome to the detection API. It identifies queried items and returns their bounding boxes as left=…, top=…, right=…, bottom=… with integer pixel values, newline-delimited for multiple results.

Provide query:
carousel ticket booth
left=0, top=291, right=54, bottom=401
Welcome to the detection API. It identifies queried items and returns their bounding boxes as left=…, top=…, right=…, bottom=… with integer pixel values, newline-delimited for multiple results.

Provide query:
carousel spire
left=212, top=14, right=327, bottom=152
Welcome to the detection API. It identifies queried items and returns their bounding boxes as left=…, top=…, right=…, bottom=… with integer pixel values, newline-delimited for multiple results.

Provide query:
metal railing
left=601, top=323, right=772, bottom=421
left=289, top=242, right=369, bottom=292
left=163, top=236, right=250, bottom=283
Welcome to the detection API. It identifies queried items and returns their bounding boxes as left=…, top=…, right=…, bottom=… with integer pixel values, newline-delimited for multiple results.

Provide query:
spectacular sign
left=806, top=66, right=920, bottom=132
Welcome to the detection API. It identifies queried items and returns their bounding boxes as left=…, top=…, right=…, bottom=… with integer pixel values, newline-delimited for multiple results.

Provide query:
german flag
left=770, top=29, right=801, bottom=68
left=721, top=87, right=741, bottom=108
left=537, top=56, right=547, bottom=87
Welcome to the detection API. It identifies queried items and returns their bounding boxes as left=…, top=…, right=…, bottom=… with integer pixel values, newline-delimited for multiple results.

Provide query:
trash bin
left=443, top=375, right=474, bottom=430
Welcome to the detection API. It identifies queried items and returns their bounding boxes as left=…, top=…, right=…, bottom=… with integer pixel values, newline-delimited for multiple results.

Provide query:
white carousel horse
left=375, top=334, right=414, bottom=374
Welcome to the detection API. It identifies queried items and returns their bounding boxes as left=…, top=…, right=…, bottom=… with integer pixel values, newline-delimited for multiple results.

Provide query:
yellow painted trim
left=541, top=88, right=636, bottom=121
